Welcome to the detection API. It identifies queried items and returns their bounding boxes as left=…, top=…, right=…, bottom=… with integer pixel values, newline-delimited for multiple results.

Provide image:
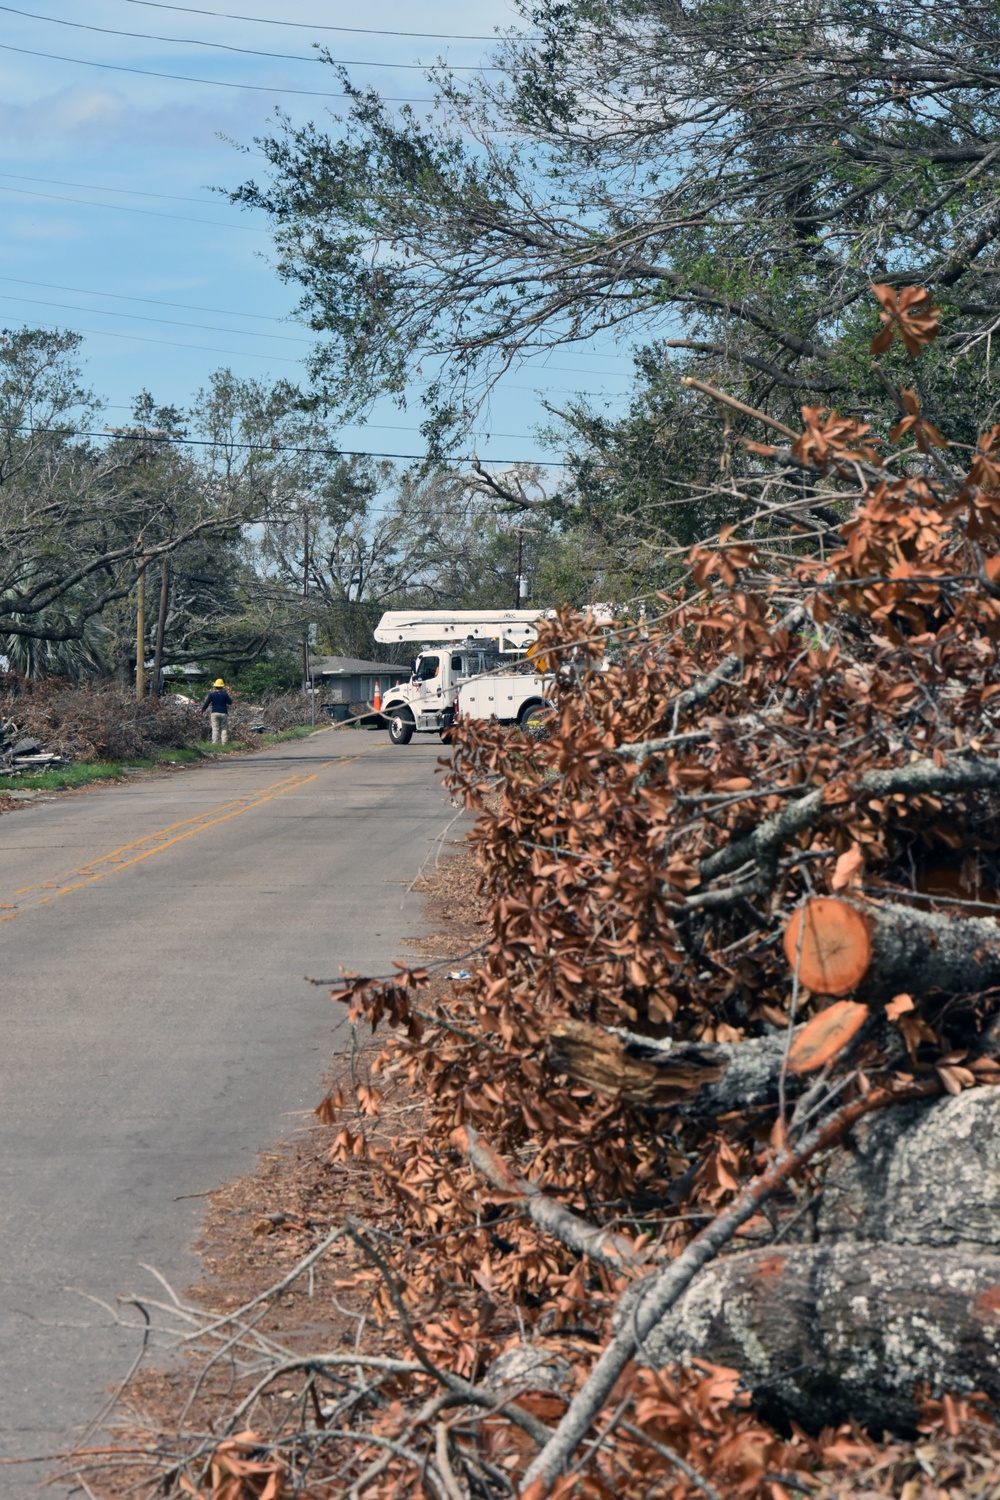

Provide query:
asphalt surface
left=0, top=729, right=457, bottom=1491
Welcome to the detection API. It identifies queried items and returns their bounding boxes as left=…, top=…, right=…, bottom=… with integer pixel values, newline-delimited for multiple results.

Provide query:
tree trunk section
left=859, top=899, right=1000, bottom=1001
left=627, top=1241, right=1000, bottom=1433
left=817, top=1085, right=1000, bottom=1255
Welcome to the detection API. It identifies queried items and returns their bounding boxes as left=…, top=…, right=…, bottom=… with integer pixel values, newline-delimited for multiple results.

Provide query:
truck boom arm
left=374, top=609, right=553, bottom=646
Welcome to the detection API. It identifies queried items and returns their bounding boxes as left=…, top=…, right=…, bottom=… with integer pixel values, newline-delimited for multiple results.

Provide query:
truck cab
left=380, top=644, right=509, bottom=743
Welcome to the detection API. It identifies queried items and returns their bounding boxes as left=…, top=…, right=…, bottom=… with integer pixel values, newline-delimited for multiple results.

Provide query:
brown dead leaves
left=298, top=287, right=1000, bottom=1499
left=179, top=1432, right=285, bottom=1500
left=870, top=283, right=941, bottom=356
left=793, top=407, right=882, bottom=469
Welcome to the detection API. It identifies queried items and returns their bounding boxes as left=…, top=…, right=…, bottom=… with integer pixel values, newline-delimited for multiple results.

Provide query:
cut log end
left=787, top=998, right=870, bottom=1073
left=784, top=896, right=872, bottom=995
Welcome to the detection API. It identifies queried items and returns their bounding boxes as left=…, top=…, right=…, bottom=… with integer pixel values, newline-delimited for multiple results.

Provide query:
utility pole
left=151, top=562, right=170, bottom=697
left=512, top=526, right=536, bottom=606
left=301, top=512, right=310, bottom=694
left=135, top=559, right=146, bottom=700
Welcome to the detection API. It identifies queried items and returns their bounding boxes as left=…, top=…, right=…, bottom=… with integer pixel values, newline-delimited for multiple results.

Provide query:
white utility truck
left=372, top=609, right=555, bottom=744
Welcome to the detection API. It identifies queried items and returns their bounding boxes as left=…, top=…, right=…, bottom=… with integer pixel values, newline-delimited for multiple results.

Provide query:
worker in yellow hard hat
left=200, top=677, right=233, bottom=744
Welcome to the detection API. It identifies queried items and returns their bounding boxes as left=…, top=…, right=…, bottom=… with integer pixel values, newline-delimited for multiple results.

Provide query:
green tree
left=235, top=0, right=1000, bottom=447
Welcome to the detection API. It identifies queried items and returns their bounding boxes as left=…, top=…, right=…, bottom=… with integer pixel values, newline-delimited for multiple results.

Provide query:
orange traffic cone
left=373, top=680, right=381, bottom=712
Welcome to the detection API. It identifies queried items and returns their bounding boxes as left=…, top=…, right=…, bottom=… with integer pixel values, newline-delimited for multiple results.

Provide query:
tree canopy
left=235, top=0, right=1000, bottom=445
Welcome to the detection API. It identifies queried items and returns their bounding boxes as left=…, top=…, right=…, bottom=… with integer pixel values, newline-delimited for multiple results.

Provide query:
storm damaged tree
left=0, top=349, right=342, bottom=677
left=235, top=0, right=1000, bottom=446
left=0, top=339, right=281, bottom=673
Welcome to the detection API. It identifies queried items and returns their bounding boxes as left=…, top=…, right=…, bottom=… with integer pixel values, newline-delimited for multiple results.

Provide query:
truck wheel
left=388, top=710, right=415, bottom=745
left=438, top=706, right=456, bottom=743
left=519, top=700, right=550, bottom=733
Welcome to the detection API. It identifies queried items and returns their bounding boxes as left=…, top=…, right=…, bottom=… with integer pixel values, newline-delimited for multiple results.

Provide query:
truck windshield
left=414, top=655, right=440, bottom=681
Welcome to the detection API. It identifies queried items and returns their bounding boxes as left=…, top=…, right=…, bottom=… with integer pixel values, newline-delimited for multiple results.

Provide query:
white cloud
left=0, top=85, right=269, bottom=155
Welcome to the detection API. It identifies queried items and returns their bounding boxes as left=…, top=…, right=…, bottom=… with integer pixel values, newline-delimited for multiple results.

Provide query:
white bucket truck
left=372, top=609, right=554, bottom=745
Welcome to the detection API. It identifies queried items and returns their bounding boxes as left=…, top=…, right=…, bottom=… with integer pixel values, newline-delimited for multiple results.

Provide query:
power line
left=123, top=0, right=524, bottom=42
left=0, top=289, right=634, bottom=378
left=0, top=276, right=641, bottom=372
left=2, top=318, right=303, bottom=364
left=0, top=4, right=504, bottom=70
left=0, top=273, right=294, bottom=323
left=0, top=287, right=634, bottom=372
left=99, top=402, right=543, bottom=441
left=0, top=276, right=640, bottom=372
left=0, top=168, right=247, bottom=208
left=32, top=424, right=568, bottom=468
left=0, top=290, right=312, bottom=343
left=0, top=180, right=269, bottom=232
left=0, top=40, right=433, bottom=99
left=1, top=313, right=629, bottom=392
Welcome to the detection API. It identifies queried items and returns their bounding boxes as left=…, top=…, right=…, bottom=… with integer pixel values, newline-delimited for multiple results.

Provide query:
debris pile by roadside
left=0, top=674, right=314, bottom=769
left=0, top=672, right=205, bottom=762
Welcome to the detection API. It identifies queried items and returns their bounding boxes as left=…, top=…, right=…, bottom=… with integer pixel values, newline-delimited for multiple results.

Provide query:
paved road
left=0, top=730, right=455, bottom=1490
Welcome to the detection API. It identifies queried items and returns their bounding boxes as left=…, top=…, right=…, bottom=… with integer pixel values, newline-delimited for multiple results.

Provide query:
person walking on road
left=201, top=678, right=233, bottom=744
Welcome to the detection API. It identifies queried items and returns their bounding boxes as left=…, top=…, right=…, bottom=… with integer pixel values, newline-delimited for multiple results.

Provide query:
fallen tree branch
left=698, top=754, right=1000, bottom=885
left=519, top=1078, right=940, bottom=1491
left=346, top=1223, right=554, bottom=1448
left=545, top=1020, right=799, bottom=1114
left=614, top=709, right=788, bottom=768
left=614, top=727, right=713, bottom=764
left=456, top=1124, right=644, bottom=1272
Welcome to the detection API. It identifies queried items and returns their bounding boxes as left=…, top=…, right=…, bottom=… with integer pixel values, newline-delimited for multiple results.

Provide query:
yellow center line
left=0, top=753, right=366, bottom=924
left=7, top=771, right=308, bottom=899
left=0, top=774, right=318, bottom=922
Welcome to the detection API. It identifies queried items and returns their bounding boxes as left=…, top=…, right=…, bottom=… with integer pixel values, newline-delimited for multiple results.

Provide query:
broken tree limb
left=615, top=710, right=784, bottom=768
left=455, top=1124, right=643, bottom=1273
left=545, top=1019, right=800, bottom=1114
left=614, top=727, right=713, bottom=764
left=698, top=753, right=1000, bottom=885
left=680, top=377, right=800, bottom=441
left=631, top=1240, right=1000, bottom=1433
left=519, top=1079, right=938, bottom=1491
left=664, top=605, right=808, bottom=728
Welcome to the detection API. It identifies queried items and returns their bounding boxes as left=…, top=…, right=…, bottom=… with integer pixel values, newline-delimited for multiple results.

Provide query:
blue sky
left=0, top=0, right=639, bottom=467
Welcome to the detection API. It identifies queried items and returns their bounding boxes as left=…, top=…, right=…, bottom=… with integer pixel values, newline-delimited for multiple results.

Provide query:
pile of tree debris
left=77, top=290, right=1000, bottom=1498
left=0, top=675, right=312, bottom=768
left=0, top=673, right=205, bottom=762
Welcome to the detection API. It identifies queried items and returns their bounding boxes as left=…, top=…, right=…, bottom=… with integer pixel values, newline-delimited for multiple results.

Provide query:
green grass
left=261, top=725, right=318, bottom=744
left=0, top=760, right=130, bottom=793
left=0, top=724, right=321, bottom=793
